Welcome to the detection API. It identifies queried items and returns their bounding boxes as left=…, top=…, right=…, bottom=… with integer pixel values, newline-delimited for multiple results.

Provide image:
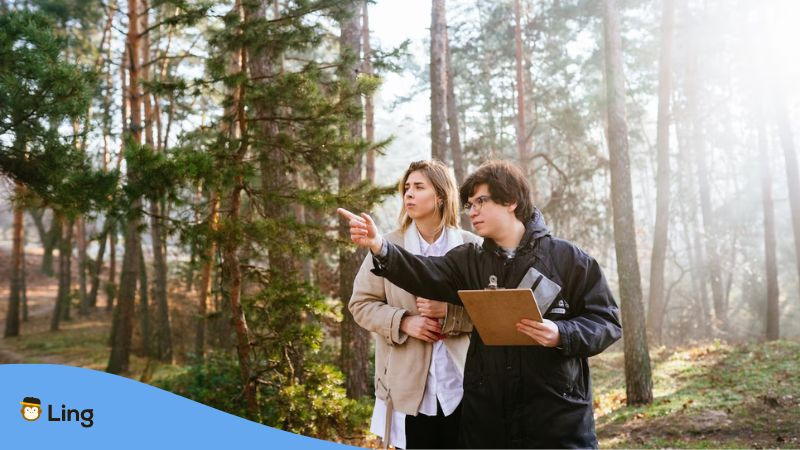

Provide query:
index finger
left=336, top=208, right=362, bottom=221
left=520, top=318, right=544, bottom=327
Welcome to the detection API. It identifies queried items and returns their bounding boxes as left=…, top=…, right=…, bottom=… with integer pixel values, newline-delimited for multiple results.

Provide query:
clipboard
left=458, top=288, right=543, bottom=346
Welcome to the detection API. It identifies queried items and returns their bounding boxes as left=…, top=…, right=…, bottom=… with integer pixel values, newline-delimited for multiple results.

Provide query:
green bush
left=156, top=352, right=371, bottom=442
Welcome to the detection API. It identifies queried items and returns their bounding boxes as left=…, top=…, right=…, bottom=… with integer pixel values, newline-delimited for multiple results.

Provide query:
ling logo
left=19, top=396, right=94, bottom=428
left=20, top=397, right=42, bottom=421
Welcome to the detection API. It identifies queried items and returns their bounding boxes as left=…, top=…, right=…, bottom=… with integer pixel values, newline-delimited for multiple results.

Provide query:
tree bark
left=195, top=190, right=219, bottom=360
left=430, top=0, right=448, bottom=161
left=76, top=217, right=89, bottom=315
left=602, top=0, right=652, bottom=405
left=444, top=27, right=469, bottom=228
left=107, top=213, right=141, bottom=373
left=30, top=208, right=58, bottom=276
left=647, top=0, right=675, bottom=346
left=107, top=0, right=144, bottom=374
left=760, top=104, right=778, bottom=341
left=362, top=0, right=376, bottom=184
left=514, top=0, right=531, bottom=177
left=4, top=183, right=25, bottom=337
left=773, top=87, right=800, bottom=304
left=140, top=0, right=173, bottom=363
left=686, top=48, right=726, bottom=335
left=338, top=1, right=370, bottom=399
left=138, top=240, right=151, bottom=356
left=87, top=222, right=109, bottom=308
left=51, top=214, right=73, bottom=331
left=220, top=0, right=259, bottom=419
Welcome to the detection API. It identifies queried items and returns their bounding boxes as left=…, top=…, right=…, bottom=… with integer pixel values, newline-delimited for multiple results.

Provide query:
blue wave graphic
left=1, top=364, right=355, bottom=449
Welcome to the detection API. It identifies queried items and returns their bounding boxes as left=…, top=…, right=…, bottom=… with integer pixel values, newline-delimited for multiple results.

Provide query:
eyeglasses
left=462, top=195, right=492, bottom=213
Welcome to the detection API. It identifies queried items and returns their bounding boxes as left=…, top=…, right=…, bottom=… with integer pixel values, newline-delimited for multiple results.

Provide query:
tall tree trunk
left=338, top=1, right=370, bottom=399
left=760, top=104, right=779, bottom=341
left=445, top=28, right=465, bottom=187
left=107, top=213, right=141, bottom=373
left=77, top=217, right=89, bottom=315
left=647, top=0, right=675, bottom=346
left=21, top=236, right=28, bottom=322
left=141, top=0, right=173, bottom=363
left=362, top=0, right=375, bottom=184
left=51, top=215, right=73, bottom=331
left=602, top=0, right=652, bottom=405
left=107, top=225, right=117, bottom=311
left=30, top=208, right=58, bottom=276
left=138, top=240, right=151, bottom=356
left=430, top=0, right=448, bottom=161
left=4, top=183, right=25, bottom=337
left=108, top=44, right=129, bottom=312
left=195, top=190, right=219, bottom=360
left=87, top=222, right=109, bottom=308
left=220, top=1, right=259, bottom=419
left=444, top=27, right=469, bottom=228
left=107, top=0, right=144, bottom=374
left=773, top=88, right=800, bottom=301
left=687, top=53, right=726, bottom=335
left=513, top=0, right=530, bottom=177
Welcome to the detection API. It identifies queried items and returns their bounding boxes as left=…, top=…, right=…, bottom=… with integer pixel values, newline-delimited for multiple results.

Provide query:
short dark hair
left=459, top=160, right=534, bottom=222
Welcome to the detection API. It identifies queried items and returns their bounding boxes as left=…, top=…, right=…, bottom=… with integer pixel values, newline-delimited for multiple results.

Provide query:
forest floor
left=1, top=248, right=799, bottom=448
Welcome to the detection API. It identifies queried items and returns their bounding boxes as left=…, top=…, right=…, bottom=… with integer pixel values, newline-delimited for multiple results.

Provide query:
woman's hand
left=336, top=208, right=383, bottom=254
left=400, top=315, right=443, bottom=343
left=515, top=318, right=560, bottom=347
left=416, top=297, right=447, bottom=319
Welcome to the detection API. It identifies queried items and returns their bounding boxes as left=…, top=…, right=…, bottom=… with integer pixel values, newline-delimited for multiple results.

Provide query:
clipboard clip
left=487, top=275, right=498, bottom=290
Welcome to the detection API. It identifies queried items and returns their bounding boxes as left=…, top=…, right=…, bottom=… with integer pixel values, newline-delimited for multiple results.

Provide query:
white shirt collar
left=417, top=227, right=448, bottom=257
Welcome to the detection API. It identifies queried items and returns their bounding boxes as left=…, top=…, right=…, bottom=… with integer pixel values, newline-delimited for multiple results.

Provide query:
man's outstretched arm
left=337, top=208, right=469, bottom=305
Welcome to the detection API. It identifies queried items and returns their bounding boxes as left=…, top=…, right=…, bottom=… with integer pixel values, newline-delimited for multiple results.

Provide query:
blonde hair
left=398, top=160, right=460, bottom=233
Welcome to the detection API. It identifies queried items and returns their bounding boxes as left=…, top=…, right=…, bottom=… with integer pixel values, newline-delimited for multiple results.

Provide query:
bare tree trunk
left=773, top=88, right=800, bottom=302
left=362, top=0, right=376, bottom=183
left=30, top=208, right=58, bottom=276
left=142, top=0, right=173, bottom=363
left=138, top=240, right=151, bottom=356
left=220, top=1, right=259, bottom=419
left=444, top=27, right=469, bottom=228
left=77, top=217, right=89, bottom=315
left=107, top=0, right=144, bottom=374
left=647, top=0, right=675, bottom=346
left=51, top=215, right=73, bottom=331
left=338, top=1, right=370, bottom=399
left=760, top=104, right=779, bottom=341
left=445, top=28, right=465, bottom=187
left=687, top=55, right=726, bottom=335
left=430, top=0, right=448, bottom=161
left=107, top=213, right=141, bottom=373
left=107, top=226, right=117, bottom=311
left=4, top=183, right=25, bottom=337
left=21, top=235, right=28, bottom=322
left=514, top=0, right=530, bottom=177
left=602, top=0, right=652, bottom=405
left=195, top=190, right=219, bottom=360
left=87, top=222, right=109, bottom=308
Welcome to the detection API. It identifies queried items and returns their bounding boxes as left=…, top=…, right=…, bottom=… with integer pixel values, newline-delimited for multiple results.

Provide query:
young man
left=338, top=160, right=622, bottom=448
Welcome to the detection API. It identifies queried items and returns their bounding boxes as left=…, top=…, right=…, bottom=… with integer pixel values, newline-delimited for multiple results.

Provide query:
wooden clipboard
left=458, top=288, right=542, bottom=346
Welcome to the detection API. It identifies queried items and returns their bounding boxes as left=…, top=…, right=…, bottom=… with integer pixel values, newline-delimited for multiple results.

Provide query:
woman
left=349, top=160, right=481, bottom=449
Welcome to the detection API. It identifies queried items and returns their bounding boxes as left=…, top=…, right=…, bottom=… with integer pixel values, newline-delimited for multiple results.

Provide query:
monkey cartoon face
left=21, top=405, right=41, bottom=421
left=20, top=397, right=42, bottom=421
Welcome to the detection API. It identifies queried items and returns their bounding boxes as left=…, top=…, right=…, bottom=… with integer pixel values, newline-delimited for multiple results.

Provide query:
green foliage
left=0, top=9, right=116, bottom=215
left=157, top=352, right=371, bottom=441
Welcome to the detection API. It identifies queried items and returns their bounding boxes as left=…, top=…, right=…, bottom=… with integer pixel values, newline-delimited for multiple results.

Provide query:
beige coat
left=349, top=225, right=482, bottom=416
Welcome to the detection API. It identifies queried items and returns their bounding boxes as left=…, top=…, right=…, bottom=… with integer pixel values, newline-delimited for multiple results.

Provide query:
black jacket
left=371, top=209, right=622, bottom=448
